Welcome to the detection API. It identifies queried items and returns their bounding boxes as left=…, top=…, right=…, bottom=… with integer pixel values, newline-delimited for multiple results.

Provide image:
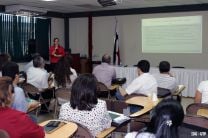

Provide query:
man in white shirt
left=23, top=53, right=40, bottom=72
left=195, top=81, right=208, bottom=104
left=93, top=54, right=116, bottom=88
left=27, top=55, right=49, bottom=90
left=116, top=60, right=158, bottom=100
left=154, top=61, right=177, bottom=93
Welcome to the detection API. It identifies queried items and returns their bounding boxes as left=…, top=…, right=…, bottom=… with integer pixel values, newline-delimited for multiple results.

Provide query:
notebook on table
left=108, top=111, right=131, bottom=127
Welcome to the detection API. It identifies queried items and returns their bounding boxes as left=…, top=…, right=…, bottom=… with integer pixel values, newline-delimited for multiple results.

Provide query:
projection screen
left=142, top=16, right=202, bottom=53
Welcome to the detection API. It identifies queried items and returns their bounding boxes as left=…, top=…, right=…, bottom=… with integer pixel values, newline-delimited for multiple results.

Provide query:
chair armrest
left=27, top=102, right=41, bottom=113
left=172, top=85, right=185, bottom=96
left=130, top=106, right=152, bottom=117
left=197, top=109, right=208, bottom=118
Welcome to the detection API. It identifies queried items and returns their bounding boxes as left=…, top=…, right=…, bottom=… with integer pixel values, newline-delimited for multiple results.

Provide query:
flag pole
left=113, top=17, right=120, bottom=65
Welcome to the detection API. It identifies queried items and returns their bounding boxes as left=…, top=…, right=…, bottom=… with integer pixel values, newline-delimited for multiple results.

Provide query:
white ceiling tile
left=0, top=0, right=208, bottom=13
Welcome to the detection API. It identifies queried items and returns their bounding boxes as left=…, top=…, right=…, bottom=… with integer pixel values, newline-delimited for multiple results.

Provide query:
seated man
left=93, top=54, right=116, bottom=88
left=27, top=55, right=49, bottom=90
left=195, top=81, right=208, bottom=104
left=153, top=61, right=177, bottom=93
left=116, top=60, right=158, bottom=101
left=23, top=53, right=40, bottom=72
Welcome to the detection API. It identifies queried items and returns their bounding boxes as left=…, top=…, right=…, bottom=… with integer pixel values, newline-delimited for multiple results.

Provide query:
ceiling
left=0, top=0, right=208, bottom=13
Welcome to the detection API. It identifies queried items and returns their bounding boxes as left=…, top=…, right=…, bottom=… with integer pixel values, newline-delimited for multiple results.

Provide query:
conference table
left=114, top=66, right=208, bottom=97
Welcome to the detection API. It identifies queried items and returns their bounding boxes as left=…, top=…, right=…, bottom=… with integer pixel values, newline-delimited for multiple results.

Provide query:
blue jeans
left=115, top=91, right=125, bottom=101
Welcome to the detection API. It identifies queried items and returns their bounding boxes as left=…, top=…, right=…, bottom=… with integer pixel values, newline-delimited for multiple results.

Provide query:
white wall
left=51, top=18, right=65, bottom=47
left=69, top=18, right=88, bottom=57
left=69, top=11, right=208, bottom=69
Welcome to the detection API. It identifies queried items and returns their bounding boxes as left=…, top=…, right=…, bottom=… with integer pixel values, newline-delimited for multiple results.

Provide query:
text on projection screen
left=142, top=16, right=202, bottom=53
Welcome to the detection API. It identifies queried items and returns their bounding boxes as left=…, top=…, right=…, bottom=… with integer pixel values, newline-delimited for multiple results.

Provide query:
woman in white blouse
left=59, top=74, right=112, bottom=136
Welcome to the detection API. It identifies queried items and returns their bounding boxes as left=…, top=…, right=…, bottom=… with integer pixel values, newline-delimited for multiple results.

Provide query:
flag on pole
left=113, top=18, right=120, bottom=65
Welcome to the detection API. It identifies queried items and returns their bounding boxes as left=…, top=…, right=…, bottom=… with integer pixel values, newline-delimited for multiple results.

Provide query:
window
left=0, top=13, right=50, bottom=62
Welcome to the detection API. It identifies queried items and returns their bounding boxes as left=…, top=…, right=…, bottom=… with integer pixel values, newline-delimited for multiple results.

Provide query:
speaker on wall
left=97, top=0, right=118, bottom=7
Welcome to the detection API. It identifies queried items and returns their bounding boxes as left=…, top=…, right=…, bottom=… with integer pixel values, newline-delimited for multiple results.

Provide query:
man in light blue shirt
left=93, top=54, right=116, bottom=88
left=2, top=61, right=28, bottom=112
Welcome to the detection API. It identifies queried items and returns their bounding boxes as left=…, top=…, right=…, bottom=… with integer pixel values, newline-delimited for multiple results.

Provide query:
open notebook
left=108, top=111, right=131, bottom=127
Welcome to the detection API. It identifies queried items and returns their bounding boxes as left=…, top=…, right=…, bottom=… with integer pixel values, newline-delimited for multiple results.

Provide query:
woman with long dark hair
left=54, top=55, right=77, bottom=89
left=59, top=74, right=111, bottom=136
left=126, top=99, right=184, bottom=138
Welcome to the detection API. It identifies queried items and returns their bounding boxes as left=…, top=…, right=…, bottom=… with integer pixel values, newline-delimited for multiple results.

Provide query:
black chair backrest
left=178, top=115, right=208, bottom=138
left=55, top=88, right=71, bottom=101
left=72, top=123, right=93, bottom=138
left=104, top=99, right=128, bottom=114
left=157, top=87, right=171, bottom=98
left=186, top=103, right=208, bottom=116
left=21, top=83, right=39, bottom=99
left=96, top=82, right=109, bottom=92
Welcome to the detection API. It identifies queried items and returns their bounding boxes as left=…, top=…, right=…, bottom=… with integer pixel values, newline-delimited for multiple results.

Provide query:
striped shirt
left=153, top=73, right=177, bottom=93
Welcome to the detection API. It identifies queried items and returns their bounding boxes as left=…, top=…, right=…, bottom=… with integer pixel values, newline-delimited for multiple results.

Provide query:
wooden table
left=39, top=120, right=78, bottom=138
left=125, top=96, right=159, bottom=117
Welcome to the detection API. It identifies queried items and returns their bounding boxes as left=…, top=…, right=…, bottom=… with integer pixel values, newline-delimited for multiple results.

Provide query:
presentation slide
left=142, top=16, right=202, bottom=53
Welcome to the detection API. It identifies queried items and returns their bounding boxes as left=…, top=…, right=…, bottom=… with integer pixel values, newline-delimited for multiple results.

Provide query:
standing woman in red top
left=49, top=37, right=65, bottom=71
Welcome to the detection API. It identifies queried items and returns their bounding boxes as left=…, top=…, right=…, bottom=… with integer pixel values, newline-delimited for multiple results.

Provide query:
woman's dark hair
left=2, top=62, right=19, bottom=80
left=54, top=56, right=73, bottom=87
left=70, top=74, right=98, bottom=111
left=143, top=99, right=184, bottom=138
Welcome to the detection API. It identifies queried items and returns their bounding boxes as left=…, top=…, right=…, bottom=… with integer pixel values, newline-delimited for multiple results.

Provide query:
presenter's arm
left=53, top=46, right=65, bottom=57
left=49, top=46, right=57, bottom=56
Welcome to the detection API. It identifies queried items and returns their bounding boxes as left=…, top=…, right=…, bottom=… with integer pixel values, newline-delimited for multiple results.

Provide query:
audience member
left=27, top=55, right=49, bottom=90
left=93, top=54, right=116, bottom=88
left=195, top=80, right=208, bottom=103
left=2, top=62, right=28, bottom=112
left=154, top=61, right=177, bottom=92
left=59, top=74, right=111, bottom=136
left=23, top=53, right=40, bottom=72
left=49, top=37, right=65, bottom=71
left=125, top=99, right=184, bottom=138
left=0, top=77, right=44, bottom=138
left=0, top=53, right=11, bottom=77
left=54, top=55, right=77, bottom=89
left=116, top=60, right=157, bottom=100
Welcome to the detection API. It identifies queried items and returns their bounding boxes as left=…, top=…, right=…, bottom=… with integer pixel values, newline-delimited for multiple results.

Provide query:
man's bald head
left=102, top=54, right=111, bottom=64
